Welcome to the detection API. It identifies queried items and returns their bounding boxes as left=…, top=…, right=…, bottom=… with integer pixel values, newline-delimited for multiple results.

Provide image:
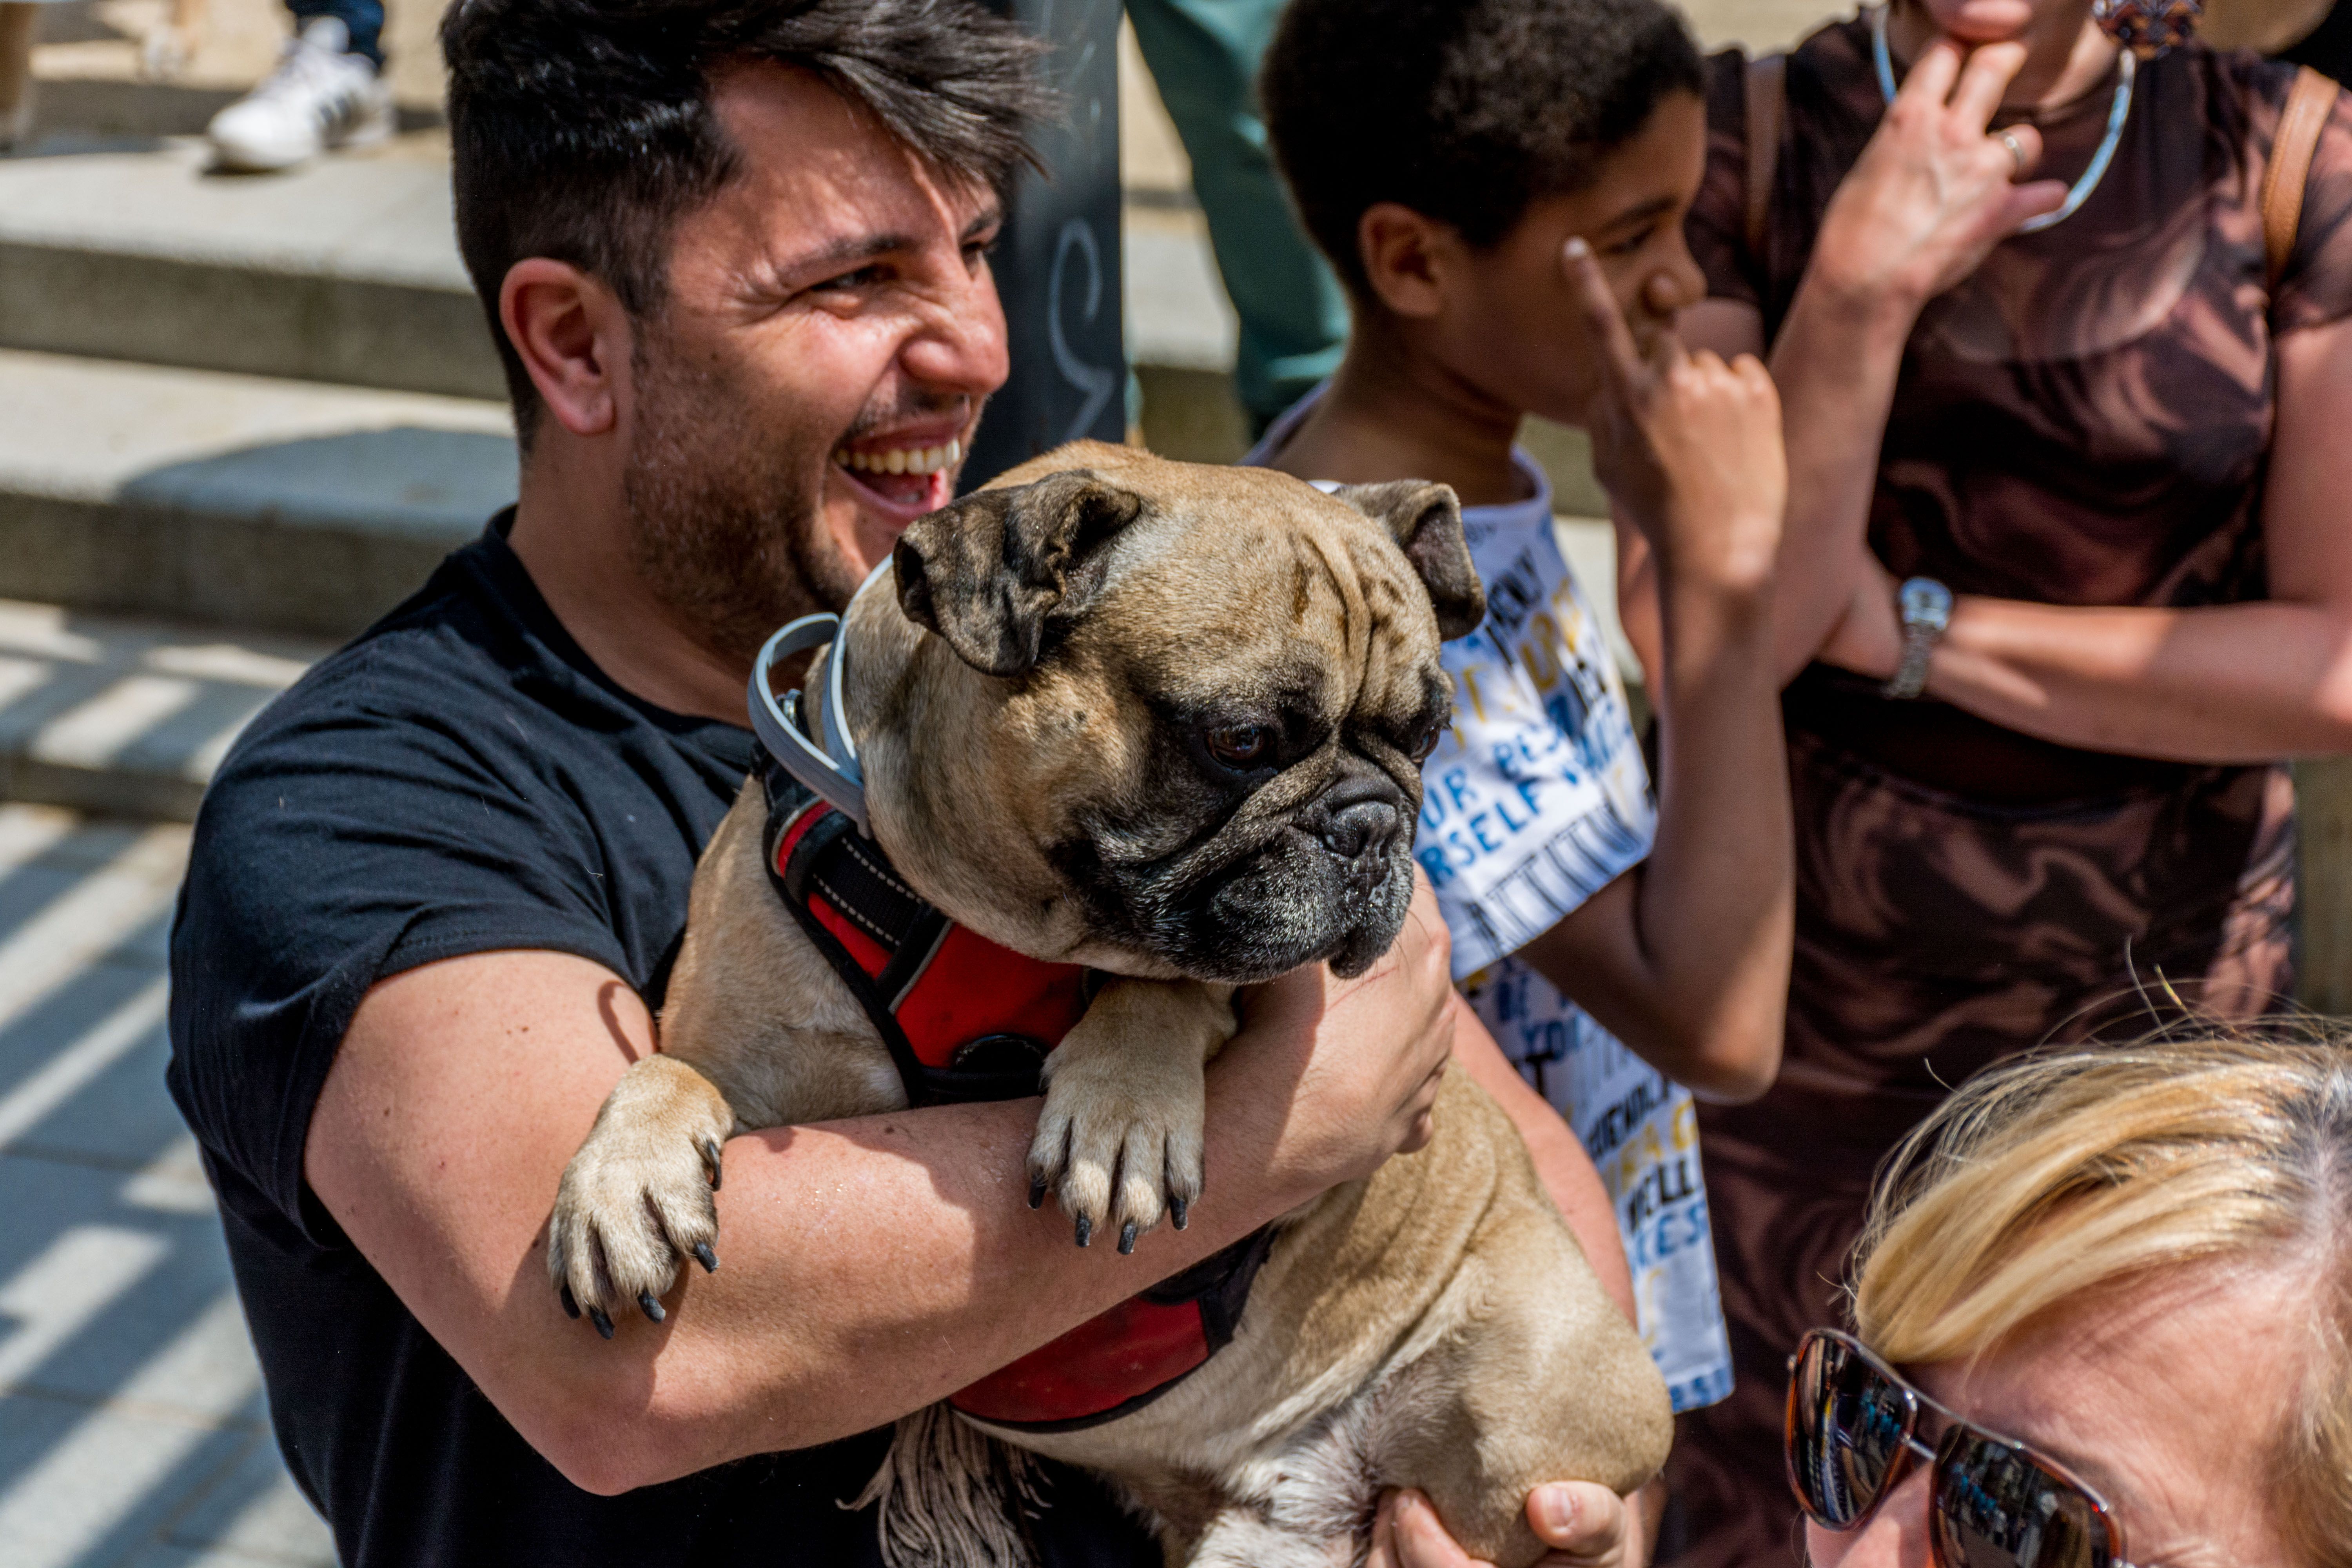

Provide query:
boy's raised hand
left=1567, top=238, right=1785, bottom=599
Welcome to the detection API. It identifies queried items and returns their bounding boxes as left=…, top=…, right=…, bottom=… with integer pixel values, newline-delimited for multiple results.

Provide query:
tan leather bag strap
left=1745, top=52, right=1788, bottom=262
left=2263, top=65, right=2337, bottom=288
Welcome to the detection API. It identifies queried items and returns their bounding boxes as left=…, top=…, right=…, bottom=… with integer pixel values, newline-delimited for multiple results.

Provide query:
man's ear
left=499, top=258, right=633, bottom=439
left=1332, top=481, right=1485, bottom=639
left=894, top=470, right=1147, bottom=676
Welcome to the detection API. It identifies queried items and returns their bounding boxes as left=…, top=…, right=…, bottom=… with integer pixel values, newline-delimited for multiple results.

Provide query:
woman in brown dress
left=1605, top=2, right=2352, bottom=1561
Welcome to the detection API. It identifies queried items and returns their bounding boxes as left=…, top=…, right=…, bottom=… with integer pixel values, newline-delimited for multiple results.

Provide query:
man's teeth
left=836, top=437, right=962, bottom=476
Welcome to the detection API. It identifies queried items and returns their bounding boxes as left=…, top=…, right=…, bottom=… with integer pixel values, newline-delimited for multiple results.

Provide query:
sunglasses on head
left=1785, top=1328, right=2143, bottom=1568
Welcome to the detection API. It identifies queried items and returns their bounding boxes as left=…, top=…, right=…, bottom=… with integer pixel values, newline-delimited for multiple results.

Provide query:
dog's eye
left=1204, top=724, right=1274, bottom=769
left=1404, top=715, right=1443, bottom=762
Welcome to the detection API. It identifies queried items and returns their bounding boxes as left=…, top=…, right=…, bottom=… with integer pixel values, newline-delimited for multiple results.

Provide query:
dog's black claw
left=702, top=1138, right=724, bottom=1190
left=1171, top=1197, right=1189, bottom=1231
left=1074, top=1214, right=1092, bottom=1248
left=589, top=1307, right=614, bottom=1340
left=1118, top=1221, right=1138, bottom=1255
left=639, top=1291, right=666, bottom=1324
left=560, top=1284, right=581, bottom=1319
left=694, top=1242, right=719, bottom=1273
left=1028, top=1178, right=1047, bottom=1210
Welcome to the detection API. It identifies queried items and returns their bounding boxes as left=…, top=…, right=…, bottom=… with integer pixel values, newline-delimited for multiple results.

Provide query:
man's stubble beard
left=620, top=334, right=866, bottom=665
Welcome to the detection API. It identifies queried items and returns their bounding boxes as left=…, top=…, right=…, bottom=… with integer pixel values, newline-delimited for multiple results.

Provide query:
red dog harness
left=758, top=763, right=1272, bottom=1431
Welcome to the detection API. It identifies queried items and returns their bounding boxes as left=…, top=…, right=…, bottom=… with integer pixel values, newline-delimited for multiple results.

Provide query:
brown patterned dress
left=1670, top=22, right=2352, bottom=1565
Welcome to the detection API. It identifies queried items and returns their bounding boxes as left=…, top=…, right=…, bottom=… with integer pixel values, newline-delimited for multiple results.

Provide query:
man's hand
left=1566, top=239, right=1784, bottom=604
left=1221, top=871, right=1457, bottom=1192
left=1370, top=1484, right=1645, bottom=1568
left=1809, top=39, right=2066, bottom=312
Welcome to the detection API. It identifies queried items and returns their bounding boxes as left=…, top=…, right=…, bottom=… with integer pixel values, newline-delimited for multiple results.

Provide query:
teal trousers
left=1127, top=0, right=1348, bottom=425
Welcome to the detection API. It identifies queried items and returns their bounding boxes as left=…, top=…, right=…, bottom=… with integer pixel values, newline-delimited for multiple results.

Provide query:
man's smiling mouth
left=831, top=435, right=963, bottom=518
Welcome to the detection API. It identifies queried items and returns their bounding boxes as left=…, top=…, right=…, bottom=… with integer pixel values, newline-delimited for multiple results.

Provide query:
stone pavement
left=0, top=802, right=333, bottom=1568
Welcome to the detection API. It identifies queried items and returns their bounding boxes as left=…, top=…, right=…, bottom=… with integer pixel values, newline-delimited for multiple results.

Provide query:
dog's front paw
left=1027, top=1047, right=1206, bottom=1253
left=546, top=1056, right=733, bottom=1339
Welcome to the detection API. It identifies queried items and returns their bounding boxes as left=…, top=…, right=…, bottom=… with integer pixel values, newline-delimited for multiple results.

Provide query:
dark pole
left=965, top=0, right=1127, bottom=488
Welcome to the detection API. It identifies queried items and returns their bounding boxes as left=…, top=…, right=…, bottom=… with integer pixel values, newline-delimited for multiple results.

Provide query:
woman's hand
left=1566, top=239, right=1784, bottom=600
left=1370, top=1484, right=1644, bottom=1568
left=1810, top=39, right=2068, bottom=314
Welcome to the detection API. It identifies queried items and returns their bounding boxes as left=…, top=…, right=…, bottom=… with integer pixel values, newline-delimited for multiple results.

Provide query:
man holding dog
left=167, top=1, right=1653, bottom=1563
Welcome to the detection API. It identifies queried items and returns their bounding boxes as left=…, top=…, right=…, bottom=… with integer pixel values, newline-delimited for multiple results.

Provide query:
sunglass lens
left=1787, top=1335, right=1913, bottom=1528
left=1931, top=1434, right=2115, bottom=1568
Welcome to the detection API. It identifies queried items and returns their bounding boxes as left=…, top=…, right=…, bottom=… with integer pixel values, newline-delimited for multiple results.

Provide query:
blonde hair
left=1849, top=1029, right=2352, bottom=1566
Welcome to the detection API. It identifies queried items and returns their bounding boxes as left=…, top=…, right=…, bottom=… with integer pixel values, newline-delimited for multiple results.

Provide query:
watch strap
left=1881, top=576, right=1952, bottom=701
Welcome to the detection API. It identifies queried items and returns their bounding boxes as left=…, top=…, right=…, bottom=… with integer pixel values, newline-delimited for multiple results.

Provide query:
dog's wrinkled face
left=878, top=442, right=1482, bottom=983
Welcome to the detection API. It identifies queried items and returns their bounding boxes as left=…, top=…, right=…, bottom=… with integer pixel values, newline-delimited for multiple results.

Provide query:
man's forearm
left=558, top=1071, right=1333, bottom=1488
left=316, top=954, right=1323, bottom=1495
left=316, top=908, right=1460, bottom=1497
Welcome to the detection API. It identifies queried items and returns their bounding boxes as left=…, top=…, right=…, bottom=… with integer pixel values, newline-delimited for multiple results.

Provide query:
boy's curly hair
left=1262, top=0, right=1702, bottom=297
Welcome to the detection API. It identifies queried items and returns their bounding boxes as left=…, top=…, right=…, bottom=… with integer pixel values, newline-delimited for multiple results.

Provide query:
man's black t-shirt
left=167, top=519, right=1152, bottom=1567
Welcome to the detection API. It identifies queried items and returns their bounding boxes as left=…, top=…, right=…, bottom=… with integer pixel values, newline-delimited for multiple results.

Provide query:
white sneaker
left=206, top=18, right=391, bottom=173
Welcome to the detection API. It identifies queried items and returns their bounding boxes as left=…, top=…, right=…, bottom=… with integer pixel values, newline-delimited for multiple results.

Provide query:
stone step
left=0, top=597, right=323, bottom=821
left=0, top=136, right=507, bottom=403
left=0, top=348, right=514, bottom=639
left=0, top=129, right=1253, bottom=405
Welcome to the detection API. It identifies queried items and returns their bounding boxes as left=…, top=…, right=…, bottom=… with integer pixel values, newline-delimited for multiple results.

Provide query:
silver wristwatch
left=1881, top=576, right=1953, bottom=701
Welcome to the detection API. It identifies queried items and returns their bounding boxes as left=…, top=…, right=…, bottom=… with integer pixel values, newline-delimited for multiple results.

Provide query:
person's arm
left=1448, top=1003, right=1632, bottom=1323
left=1508, top=244, right=1793, bottom=1104
left=1623, top=38, right=2070, bottom=689
left=305, top=881, right=1460, bottom=1496
left=1812, top=315, right=2352, bottom=760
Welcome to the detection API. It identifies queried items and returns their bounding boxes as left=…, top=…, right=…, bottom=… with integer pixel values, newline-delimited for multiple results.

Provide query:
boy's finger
left=1949, top=40, right=2029, bottom=131
left=1564, top=238, right=1646, bottom=392
left=1685, top=347, right=1731, bottom=378
left=1732, top=353, right=1782, bottom=410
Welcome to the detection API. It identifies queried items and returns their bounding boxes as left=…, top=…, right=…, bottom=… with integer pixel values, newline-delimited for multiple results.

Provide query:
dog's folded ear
left=894, top=470, right=1147, bottom=677
left=1329, top=481, right=1485, bottom=640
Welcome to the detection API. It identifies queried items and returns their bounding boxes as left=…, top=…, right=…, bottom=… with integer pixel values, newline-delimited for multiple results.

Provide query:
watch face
left=1898, top=577, right=1953, bottom=631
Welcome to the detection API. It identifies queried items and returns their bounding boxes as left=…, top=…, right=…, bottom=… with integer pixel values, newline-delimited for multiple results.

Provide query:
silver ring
left=1998, top=129, right=2027, bottom=178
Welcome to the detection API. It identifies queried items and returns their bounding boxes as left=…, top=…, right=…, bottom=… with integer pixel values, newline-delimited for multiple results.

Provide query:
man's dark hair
left=441, top=0, right=1049, bottom=435
left=1261, top=0, right=1703, bottom=298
